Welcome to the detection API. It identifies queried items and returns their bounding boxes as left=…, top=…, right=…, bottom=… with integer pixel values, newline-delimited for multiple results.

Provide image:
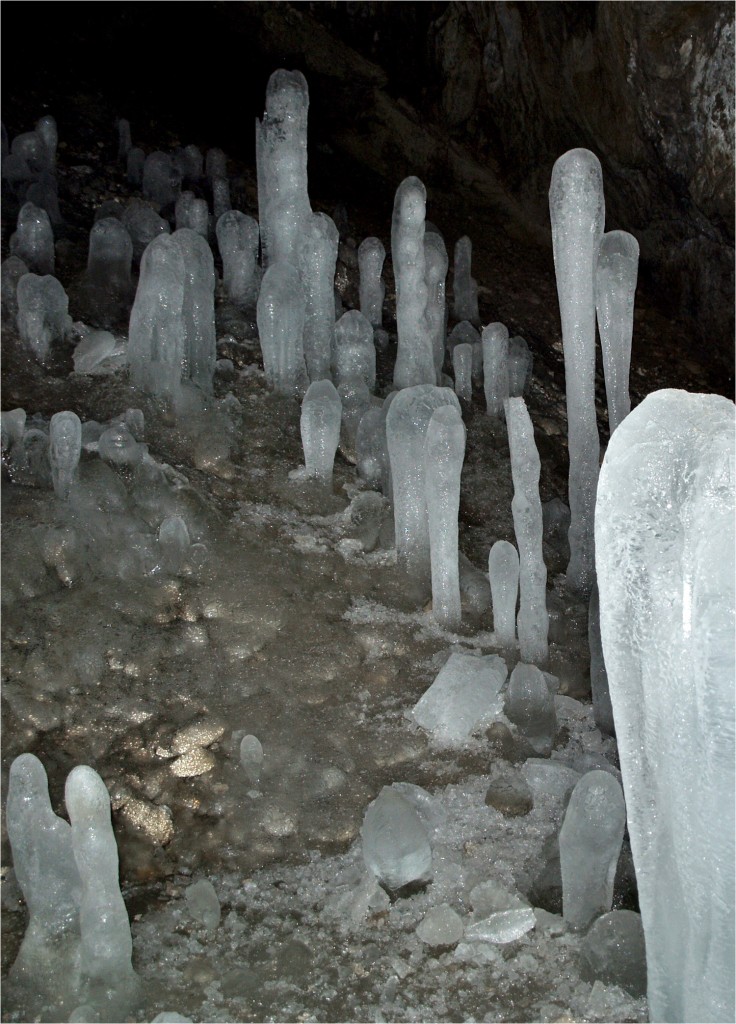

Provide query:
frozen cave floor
left=2, top=94, right=722, bottom=1024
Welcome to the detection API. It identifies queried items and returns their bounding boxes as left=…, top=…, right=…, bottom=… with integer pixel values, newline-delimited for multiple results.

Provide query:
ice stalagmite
left=549, top=148, right=604, bottom=594
left=299, top=212, right=339, bottom=382
left=358, top=236, right=385, bottom=327
left=212, top=176, right=231, bottom=221
left=482, top=322, right=509, bottom=420
left=507, top=336, right=532, bottom=398
left=6, top=754, right=82, bottom=1009
left=489, top=539, right=519, bottom=647
left=142, top=151, right=182, bottom=211
left=453, top=235, right=479, bottom=325
left=559, top=770, right=626, bottom=931
left=506, top=397, right=549, bottom=664
left=300, top=379, right=342, bottom=487
left=256, top=69, right=311, bottom=269
left=452, top=343, right=473, bottom=403
left=36, top=114, right=57, bottom=169
left=170, top=228, right=216, bottom=392
left=117, top=118, right=131, bottom=163
left=16, top=273, right=72, bottom=363
left=65, top=765, right=138, bottom=1017
left=257, top=262, right=307, bottom=398
left=10, top=201, right=54, bottom=274
left=595, top=389, right=735, bottom=1024
left=128, top=235, right=186, bottom=398
left=588, top=581, right=614, bottom=736
left=425, top=405, right=466, bottom=628
left=424, top=231, right=449, bottom=382
left=392, top=177, right=434, bottom=388
left=387, top=385, right=461, bottom=596
left=595, top=230, right=639, bottom=435
left=334, top=310, right=375, bottom=392
left=81, top=218, right=134, bottom=324
left=176, top=192, right=209, bottom=238
left=216, top=211, right=260, bottom=310
left=50, top=411, right=82, bottom=500
left=504, top=663, right=556, bottom=755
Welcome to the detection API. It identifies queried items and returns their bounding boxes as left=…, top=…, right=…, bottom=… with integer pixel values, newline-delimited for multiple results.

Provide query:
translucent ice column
left=65, top=765, right=138, bottom=1016
left=506, top=397, right=549, bottom=664
left=50, top=410, right=82, bottom=500
left=142, top=151, right=182, bottom=211
left=425, top=405, right=466, bottom=628
left=549, top=148, right=604, bottom=594
left=216, top=210, right=260, bottom=310
left=489, top=539, right=519, bottom=647
left=504, top=662, right=556, bottom=755
left=176, top=192, right=209, bottom=238
left=128, top=235, right=185, bottom=398
left=10, top=201, right=55, bottom=274
left=424, top=231, right=449, bottom=382
left=358, top=236, right=386, bottom=327
left=334, top=309, right=375, bottom=392
left=482, top=322, right=509, bottom=420
left=16, top=273, right=72, bottom=363
left=453, top=235, right=479, bottom=325
left=171, top=228, right=216, bottom=392
left=595, top=389, right=735, bottom=1024
left=595, top=230, right=639, bottom=435
left=256, top=69, right=311, bottom=268
left=6, top=754, right=82, bottom=1004
left=559, top=770, right=626, bottom=931
left=298, top=211, right=339, bottom=382
left=452, top=342, right=472, bottom=403
left=392, top=177, right=434, bottom=388
left=300, top=379, right=342, bottom=487
left=83, top=217, right=133, bottom=319
left=588, top=581, right=614, bottom=736
left=256, top=261, right=307, bottom=397
left=386, top=384, right=461, bottom=595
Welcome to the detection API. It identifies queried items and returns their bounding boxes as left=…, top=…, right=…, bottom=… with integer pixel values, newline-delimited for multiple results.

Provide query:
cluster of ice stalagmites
left=596, top=389, right=735, bottom=1024
left=7, top=754, right=138, bottom=1021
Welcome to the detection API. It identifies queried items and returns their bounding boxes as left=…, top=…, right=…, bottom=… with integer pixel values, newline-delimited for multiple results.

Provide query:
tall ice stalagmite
left=595, top=388, right=735, bottom=1023
left=595, top=229, right=639, bottom=435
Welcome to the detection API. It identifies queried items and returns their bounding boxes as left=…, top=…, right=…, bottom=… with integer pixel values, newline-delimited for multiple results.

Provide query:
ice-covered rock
left=489, top=539, right=519, bottom=647
left=559, top=770, right=626, bottom=931
left=10, top=202, right=54, bottom=275
left=410, top=651, right=507, bottom=746
left=504, top=663, right=556, bottom=755
left=216, top=210, right=260, bottom=310
left=596, top=230, right=639, bottom=435
left=300, top=379, right=341, bottom=486
left=185, top=879, right=221, bottom=931
left=549, top=148, right=604, bottom=595
left=361, top=786, right=432, bottom=891
left=256, top=261, right=307, bottom=397
left=482, top=322, right=509, bottom=420
left=334, top=309, right=376, bottom=392
left=582, top=910, right=647, bottom=998
left=452, top=235, right=479, bottom=325
left=506, top=397, right=549, bottom=663
left=425, top=405, right=466, bottom=627
left=16, top=273, right=72, bottom=363
left=595, top=388, right=735, bottom=1023
left=299, top=212, right=339, bottom=382
left=386, top=384, right=461, bottom=594
left=358, top=236, right=385, bottom=327
left=392, top=176, right=434, bottom=388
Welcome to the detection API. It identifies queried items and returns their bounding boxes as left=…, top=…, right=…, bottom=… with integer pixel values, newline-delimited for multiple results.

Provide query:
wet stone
left=485, top=771, right=534, bottom=817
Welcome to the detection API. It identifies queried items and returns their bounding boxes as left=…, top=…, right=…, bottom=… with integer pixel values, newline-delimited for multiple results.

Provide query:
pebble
left=171, top=719, right=226, bottom=754
left=485, top=771, right=534, bottom=816
left=170, top=749, right=216, bottom=777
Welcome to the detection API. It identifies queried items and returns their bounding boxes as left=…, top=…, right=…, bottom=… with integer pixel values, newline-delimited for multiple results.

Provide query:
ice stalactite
left=216, top=210, right=260, bottom=310
left=482, top=322, right=509, bottom=420
left=596, top=229, right=639, bottom=435
left=256, top=261, right=308, bottom=398
left=506, top=397, right=549, bottom=664
left=358, top=236, right=386, bottom=328
left=299, top=212, right=339, bottom=382
left=392, top=177, right=434, bottom=389
left=256, top=69, right=312, bottom=270
left=425, top=404, right=466, bottom=628
left=300, top=379, right=342, bottom=487
left=452, top=235, right=479, bottom=326
left=424, top=231, right=449, bottom=383
left=596, top=388, right=735, bottom=1024
left=386, top=384, right=461, bottom=597
left=549, top=148, right=604, bottom=595
left=489, top=539, right=519, bottom=648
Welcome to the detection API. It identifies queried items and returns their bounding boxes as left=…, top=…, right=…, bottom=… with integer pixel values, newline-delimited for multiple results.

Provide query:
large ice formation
left=256, top=261, right=307, bottom=397
left=559, top=770, right=626, bottom=932
left=595, top=229, right=639, bottom=435
left=425, top=405, right=466, bottom=627
left=505, top=397, right=549, bottom=664
left=299, top=212, right=339, bottom=382
left=549, top=148, right=604, bottom=594
left=392, top=177, right=434, bottom=388
left=595, top=388, right=735, bottom=1023
left=386, top=384, right=461, bottom=595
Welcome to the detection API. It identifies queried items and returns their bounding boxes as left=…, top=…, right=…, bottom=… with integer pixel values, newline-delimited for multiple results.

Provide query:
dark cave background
left=1, top=0, right=734, bottom=394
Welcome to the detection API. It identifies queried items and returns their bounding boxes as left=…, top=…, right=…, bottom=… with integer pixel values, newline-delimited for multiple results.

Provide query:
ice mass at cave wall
left=0, top=4, right=734, bottom=1024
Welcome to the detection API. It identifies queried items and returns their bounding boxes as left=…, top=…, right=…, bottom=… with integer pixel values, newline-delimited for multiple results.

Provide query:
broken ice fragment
left=559, top=770, right=625, bottom=931
left=504, top=663, right=556, bottom=756
left=482, top=322, right=509, bottom=420
left=410, top=651, right=507, bottom=746
left=416, top=905, right=464, bottom=947
left=361, top=786, right=432, bottom=891
left=185, top=879, right=221, bottom=931
left=549, top=148, right=604, bottom=594
left=358, top=236, right=386, bottom=327
left=425, top=405, right=466, bottom=628
left=300, top=379, right=341, bottom=486
left=595, top=230, right=639, bottom=435
left=453, top=235, right=479, bottom=325
left=464, top=909, right=535, bottom=944
left=49, top=411, right=82, bottom=500
left=489, top=539, right=519, bottom=647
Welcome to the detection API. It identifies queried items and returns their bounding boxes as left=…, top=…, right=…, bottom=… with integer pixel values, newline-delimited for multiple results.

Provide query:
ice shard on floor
left=392, top=177, right=434, bottom=388
left=595, top=388, right=735, bottom=1024
left=549, top=148, right=604, bottom=594
left=596, top=229, right=639, bottom=435
left=425, top=405, right=466, bottom=628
